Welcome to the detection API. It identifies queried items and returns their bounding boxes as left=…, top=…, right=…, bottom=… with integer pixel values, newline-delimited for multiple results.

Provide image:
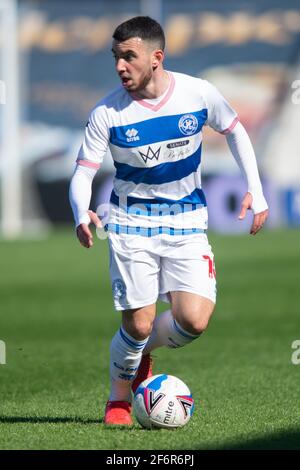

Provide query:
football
left=133, top=374, right=194, bottom=429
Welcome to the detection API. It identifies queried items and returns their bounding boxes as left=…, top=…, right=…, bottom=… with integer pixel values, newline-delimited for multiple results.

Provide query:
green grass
left=0, top=228, right=300, bottom=449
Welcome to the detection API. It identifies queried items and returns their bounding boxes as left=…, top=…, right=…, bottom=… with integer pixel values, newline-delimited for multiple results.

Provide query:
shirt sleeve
left=69, top=164, right=97, bottom=227
left=77, top=105, right=109, bottom=169
left=226, top=121, right=268, bottom=214
left=202, top=79, right=238, bottom=134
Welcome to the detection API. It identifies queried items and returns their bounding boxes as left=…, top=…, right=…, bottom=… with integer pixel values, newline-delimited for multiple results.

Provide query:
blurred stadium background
left=0, top=0, right=300, bottom=450
left=1, top=0, right=300, bottom=237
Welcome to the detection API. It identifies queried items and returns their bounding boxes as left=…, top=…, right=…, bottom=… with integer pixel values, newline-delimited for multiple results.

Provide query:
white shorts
left=108, top=232, right=217, bottom=311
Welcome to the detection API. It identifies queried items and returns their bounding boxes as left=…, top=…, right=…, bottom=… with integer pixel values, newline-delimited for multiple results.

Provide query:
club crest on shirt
left=178, top=114, right=198, bottom=136
left=112, top=278, right=126, bottom=300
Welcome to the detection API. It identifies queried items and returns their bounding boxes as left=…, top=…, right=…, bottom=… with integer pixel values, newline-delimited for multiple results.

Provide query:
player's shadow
left=0, top=415, right=154, bottom=431
left=0, top=416, right=101, bottom=425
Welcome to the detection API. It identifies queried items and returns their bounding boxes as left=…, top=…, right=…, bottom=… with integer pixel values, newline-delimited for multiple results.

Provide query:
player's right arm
left=69, top=105, right=109, bottom=248
left=69, top=165, right=101, bottom=248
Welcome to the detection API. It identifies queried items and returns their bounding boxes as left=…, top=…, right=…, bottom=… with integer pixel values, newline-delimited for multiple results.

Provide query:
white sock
left=143, top=309, right=201, bottom=354
left=109, top=327, right=148, bottom=402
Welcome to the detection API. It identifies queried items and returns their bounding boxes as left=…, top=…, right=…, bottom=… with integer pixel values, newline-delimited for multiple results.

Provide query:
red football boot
left=104, top=400, right=132, bottom=425
left=132, top=354, right=153, bottom=394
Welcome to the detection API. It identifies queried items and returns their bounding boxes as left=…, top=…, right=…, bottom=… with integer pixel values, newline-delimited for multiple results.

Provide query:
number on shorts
left=202, top=255, right=216, bottom=279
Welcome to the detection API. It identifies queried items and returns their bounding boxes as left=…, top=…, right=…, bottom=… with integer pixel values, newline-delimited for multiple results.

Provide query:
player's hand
left=238, top=192, right=269, bottom=236
left=76, top=210, right=102, bottom=248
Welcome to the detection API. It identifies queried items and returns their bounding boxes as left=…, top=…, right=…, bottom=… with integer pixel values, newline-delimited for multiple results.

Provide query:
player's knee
left=191, top=317, right=210, bottom=335
left=180, top=317, right=209, bottom=335
left=122, top=305, right=155, bottom=341
left=125, top=320, right=153, bottom=341
left=179, top=305, right=215, bottom=335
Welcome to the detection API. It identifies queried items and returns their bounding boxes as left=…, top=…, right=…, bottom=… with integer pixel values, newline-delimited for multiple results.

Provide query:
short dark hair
left=112, top=16, right=165, bottom=51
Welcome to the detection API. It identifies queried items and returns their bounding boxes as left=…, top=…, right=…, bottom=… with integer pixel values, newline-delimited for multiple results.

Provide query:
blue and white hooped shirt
left=77, top=71, right=238, bottom=236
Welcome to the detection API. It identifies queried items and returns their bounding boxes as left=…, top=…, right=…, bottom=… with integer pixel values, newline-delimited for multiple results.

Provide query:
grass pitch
left=0, top=228, right=299, bottom=450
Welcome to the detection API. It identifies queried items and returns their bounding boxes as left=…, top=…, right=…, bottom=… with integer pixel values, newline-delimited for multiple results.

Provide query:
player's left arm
left=202, top=79, right=268, bottom=235
left=225, top=121, right=269, bottom=235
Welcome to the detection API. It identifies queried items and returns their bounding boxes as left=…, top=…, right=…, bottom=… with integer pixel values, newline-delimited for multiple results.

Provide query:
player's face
left=112, top=38, right=159, bottom=92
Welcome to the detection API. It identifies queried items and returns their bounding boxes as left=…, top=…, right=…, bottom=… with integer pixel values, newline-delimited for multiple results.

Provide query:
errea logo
left=126, top=128, right=140, bottom=142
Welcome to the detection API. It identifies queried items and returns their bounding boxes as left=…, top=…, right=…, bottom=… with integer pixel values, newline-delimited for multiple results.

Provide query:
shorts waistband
left=104, top=223, right=207, bottom=237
